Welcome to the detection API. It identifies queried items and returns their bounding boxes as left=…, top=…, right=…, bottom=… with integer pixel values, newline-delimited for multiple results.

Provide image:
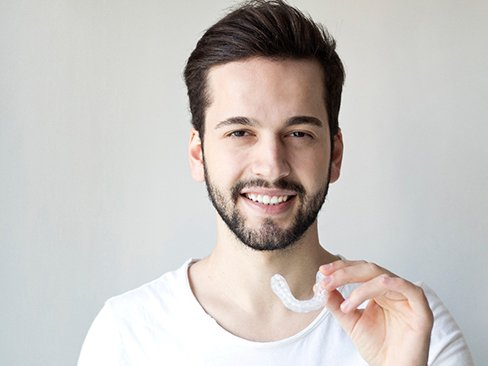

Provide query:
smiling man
left=196, top=58, right=339, bottom=252
left=78, top=1, right=473, bottom=365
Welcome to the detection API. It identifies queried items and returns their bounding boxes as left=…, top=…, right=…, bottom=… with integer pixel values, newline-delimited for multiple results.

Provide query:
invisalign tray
left=271, top=271, right=327, bottom=313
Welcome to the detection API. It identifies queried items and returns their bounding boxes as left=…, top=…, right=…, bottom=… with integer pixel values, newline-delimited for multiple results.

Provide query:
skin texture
left=187, top=57, right=433, bottom=365
left=319, top=260, right=433, bottom=366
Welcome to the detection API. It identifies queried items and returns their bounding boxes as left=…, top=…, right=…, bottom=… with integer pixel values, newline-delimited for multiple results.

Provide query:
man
left=78, top=1, right=473, bottom=365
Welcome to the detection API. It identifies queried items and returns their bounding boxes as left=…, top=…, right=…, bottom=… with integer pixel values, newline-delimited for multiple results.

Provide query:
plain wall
left=1, top=0, right=487, bottom=364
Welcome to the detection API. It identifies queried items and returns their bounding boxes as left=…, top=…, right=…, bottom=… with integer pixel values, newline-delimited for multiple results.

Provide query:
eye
left=228, top=130, right=251, bottom=138
left=288, top=131, right=312, bottom=138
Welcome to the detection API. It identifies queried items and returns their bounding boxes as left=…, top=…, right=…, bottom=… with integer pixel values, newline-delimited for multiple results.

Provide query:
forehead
left=205, top=57, right=327, bottom=128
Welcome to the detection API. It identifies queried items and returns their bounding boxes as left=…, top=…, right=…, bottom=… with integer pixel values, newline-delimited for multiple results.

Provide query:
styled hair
left=184, top=0, right=345, bottom=140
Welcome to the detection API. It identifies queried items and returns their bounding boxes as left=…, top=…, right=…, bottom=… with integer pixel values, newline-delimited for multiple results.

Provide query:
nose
left=250, top=136, right=290, bottom=181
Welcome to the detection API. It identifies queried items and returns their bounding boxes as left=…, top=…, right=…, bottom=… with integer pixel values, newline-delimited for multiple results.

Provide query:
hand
left=319, top=260, right=434, bottom=366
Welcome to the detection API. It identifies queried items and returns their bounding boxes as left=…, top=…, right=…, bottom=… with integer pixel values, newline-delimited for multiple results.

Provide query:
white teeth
left=245, top=194, right=290, bottom=205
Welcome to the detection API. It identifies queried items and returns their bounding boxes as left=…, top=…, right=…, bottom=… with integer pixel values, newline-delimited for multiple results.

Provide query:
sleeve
left=421, top=283, right=475, bottom=366
left=77, top=302, right=127, bottom=366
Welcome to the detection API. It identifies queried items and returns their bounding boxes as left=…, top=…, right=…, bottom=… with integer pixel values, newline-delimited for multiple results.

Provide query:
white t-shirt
left=78, top=259, right=474, bottom=366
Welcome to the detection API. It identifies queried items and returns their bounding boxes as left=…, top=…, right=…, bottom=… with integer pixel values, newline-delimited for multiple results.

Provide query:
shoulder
left=417, top=282, right=475, bottom=365
left=78, top=259, right=197, bottom=365
left=105, top=259, right=194, bottom=320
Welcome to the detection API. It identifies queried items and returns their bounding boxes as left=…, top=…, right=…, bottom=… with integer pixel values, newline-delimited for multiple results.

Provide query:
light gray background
left=1, top=0, right=487, bottom=365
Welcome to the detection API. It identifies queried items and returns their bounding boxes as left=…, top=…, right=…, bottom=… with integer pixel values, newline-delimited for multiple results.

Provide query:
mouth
left=242, top=193, right=296, bottom=206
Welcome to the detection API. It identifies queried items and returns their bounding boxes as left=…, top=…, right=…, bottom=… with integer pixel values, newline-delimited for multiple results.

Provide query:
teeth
left=246, top=194, right=290, bottom=205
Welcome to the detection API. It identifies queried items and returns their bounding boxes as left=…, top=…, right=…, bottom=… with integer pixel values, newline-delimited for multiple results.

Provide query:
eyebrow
left=214, top=115, right=323, bottom=129
left=286, top=116, right=323, bottom=128
left=215, top=117, right=256, bottom=129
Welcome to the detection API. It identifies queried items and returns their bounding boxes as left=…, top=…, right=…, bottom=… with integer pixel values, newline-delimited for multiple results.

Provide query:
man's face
left=189, top=57, right=343, bottom=251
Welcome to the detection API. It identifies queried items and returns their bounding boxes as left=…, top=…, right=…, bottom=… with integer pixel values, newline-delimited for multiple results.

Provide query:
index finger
left=319, top=260, right=394, bottom=292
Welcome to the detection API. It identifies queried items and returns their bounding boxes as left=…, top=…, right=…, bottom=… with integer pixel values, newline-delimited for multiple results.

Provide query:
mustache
left=231, top=178, right=305, bottom=201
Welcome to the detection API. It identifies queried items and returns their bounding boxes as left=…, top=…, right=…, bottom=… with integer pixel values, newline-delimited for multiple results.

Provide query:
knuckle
left=414, top=283, right=427, bottom=296
left=379, top=273, right=402, bottom=287
left=331, top=267, right=344, bottom=279
left=334, top=259, right=345, bottom=267
left=366, top=262, right=381, bottom=273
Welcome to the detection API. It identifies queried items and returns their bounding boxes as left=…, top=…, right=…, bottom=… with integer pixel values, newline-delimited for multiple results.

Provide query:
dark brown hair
left=184, top=0, right=345, bottom=140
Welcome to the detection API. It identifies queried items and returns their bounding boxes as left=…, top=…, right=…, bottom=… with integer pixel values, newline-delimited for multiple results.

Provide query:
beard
left=204, top=164, right=331, bottom=251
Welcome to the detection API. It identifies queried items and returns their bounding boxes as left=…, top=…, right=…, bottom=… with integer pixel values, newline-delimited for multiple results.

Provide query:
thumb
left=324, top=289, right=361, bottom=336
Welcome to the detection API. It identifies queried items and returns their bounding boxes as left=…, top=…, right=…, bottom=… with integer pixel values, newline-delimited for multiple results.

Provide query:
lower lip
left=241, top=195, right=296, bottom=215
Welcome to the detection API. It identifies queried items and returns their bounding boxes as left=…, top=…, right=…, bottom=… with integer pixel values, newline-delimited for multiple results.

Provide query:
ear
left=329, top=129, right=344, bottom=184
left=188, top=129, right=205, bottom=182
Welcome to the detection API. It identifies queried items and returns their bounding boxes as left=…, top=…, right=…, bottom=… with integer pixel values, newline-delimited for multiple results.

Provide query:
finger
left=323, top=288, right=362, bottom=335
left=319, top=261, right=392, bottom=292
left=379, top=275, right=432, bottom=317
left=319, top=259, right=370, bottom=275
left=340, top=274, right=429, bottom=316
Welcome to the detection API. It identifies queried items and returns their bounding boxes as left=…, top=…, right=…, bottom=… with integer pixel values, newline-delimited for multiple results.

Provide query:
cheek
left=204, top=149, right=246, bottom=183
left=292, top=153, right=330, bottom=186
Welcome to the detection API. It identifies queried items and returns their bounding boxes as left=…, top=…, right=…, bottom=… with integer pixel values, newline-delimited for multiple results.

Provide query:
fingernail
left=320, top=263, right=332, bottom=271
left=340, top=299, right=350, bottom=312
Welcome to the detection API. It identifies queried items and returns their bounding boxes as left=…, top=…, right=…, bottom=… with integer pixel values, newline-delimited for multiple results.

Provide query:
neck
left=191, top=216, right=337, bottom=314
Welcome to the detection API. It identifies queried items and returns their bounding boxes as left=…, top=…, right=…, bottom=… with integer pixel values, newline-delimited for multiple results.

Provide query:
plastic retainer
left=270, top=271, right=327, bottom=313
